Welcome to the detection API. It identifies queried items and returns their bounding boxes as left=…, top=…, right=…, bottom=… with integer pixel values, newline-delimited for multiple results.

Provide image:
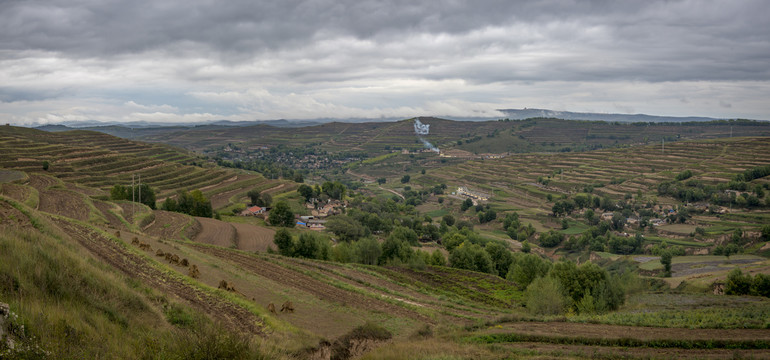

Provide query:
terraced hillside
left=424, top=137, right=770, bottom=215
left=0, top=126, right=276, bottom=205
left=137, top=117, right=770, bottom=156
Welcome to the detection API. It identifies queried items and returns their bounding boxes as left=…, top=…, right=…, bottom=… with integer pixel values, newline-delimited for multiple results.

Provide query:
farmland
left=1, top=119, right=770, bottom=359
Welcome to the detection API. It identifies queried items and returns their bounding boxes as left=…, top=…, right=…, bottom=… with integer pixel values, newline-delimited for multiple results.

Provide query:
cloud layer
left=1, top=0, right=768, bottom=125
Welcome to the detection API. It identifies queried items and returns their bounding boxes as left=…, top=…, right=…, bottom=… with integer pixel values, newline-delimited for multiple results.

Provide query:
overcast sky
left=1, top=0, right=768, bottom=125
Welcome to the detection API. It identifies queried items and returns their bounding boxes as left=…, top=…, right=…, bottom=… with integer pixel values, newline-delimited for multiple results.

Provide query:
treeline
left=297, top=181, right=346, bottom=202
left=725, top=269, right=770, bottom=297
left=110, top=184, right=156, bottom=209
left=658, top=169, right=768, bottom=207
left=160, top=189, right=213, bottom=218
left=272, top=228, right=446, bottom=267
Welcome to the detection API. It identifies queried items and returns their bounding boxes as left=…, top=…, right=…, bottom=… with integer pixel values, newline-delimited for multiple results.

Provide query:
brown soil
left=190, top=245, right=433, bottom=324
left=27, top=174, right=59, bottom=191
left=228, top=223, right=273, bottom=252
left=143, top=210, right=195, bottom=240
left=485, top=321, right=770, bottom=342
left=193, top=217, right=236, bottom=248
left=50, top=217, right=264, bottom=336
left=0, top=183, right=30, bottom=203
left=209, top=186, right=249, bottom=210
left=93, top=200, right=129, bottom=231
left=0, top=200, right=34, bottom=230
left=38, top=189, right=90, bottom=221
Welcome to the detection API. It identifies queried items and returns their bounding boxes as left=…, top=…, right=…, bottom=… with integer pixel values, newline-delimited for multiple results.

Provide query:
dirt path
left=51, top=217, right=264, bottom=336
left=191, top=245, right=433, bottom=324
left=193, top=217, right=236, bottom=248
left=379, top=186, right=404, bottom=200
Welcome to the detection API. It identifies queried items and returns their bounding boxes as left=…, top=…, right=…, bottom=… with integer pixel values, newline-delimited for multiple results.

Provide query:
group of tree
left=272, top=228, right=446, bottom=267
left=524, top=261, right=626, bottom=315
left=110, top=184, right=157, bottom=209
left=725, top=269, right=770, bottom=298
left=161, top=189, right=212, bottom=217
left=297, top=181, right=347, bottom=202
left=267, top=201, right=295, bottom=227
left=246, top=189, right=272, bottom=207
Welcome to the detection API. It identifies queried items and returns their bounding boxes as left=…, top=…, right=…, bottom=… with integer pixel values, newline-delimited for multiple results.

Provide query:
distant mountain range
left=34, top=108, right=764, bottom=136
left=495, top=108, right=745, bottom=122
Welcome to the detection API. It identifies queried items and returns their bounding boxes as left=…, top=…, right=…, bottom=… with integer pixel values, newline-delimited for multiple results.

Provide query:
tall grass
left=0, top=228, right=282, bottom=359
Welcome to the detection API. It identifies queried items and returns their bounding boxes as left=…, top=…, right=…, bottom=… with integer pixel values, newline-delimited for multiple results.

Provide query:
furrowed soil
left=38, top=189, right=90, bottom=221
left=231, top=222, right=275, bottom=252
left=193, top=217, right=236, bottom=248
left=0, top=182, right=30, bottom=203
left=50, top=217, right=265, bottom=336
left=190, top=245, right=433, bottom=324
left=143, top=210, right=197, bottom=240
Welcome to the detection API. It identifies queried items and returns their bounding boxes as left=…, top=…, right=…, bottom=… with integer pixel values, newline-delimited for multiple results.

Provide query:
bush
left=725, top=268, right=752, bottom=295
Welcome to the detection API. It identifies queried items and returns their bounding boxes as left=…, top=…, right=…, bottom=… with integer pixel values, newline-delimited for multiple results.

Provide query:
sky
left=1, top=0, right=769, bottom=126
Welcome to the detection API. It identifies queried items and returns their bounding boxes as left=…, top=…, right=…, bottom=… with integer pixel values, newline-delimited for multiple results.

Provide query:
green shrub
left=525, top=276, right=568, bottom=315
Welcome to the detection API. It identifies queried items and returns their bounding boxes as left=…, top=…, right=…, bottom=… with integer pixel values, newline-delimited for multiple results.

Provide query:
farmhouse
left=650, top=218, right=666, bottom=226
left=241, top=205, right=265, bottom=216
left=601, top=212, right=614, bottom=221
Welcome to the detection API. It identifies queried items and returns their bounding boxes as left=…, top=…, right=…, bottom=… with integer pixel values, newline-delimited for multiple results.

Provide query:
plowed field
left=193, top=217, right=236, bottom=248
left=232, top=223, right=275, bottom=252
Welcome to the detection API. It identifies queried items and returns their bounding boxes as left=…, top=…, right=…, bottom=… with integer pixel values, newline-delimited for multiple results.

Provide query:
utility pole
left=132, top=174, right=135, bottom=216
left=138, top=174, right=141, bottom=206
left=662, top=138, right=664, bottom=153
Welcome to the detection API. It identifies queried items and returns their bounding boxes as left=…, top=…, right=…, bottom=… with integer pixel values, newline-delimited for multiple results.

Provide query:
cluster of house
left=454, top=186, right=489, bottom=205
left=299, top=199, right=348, bottom=230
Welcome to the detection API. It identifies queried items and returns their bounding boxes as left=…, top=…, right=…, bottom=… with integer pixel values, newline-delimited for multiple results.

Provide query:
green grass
left=643, top=235, right=710, bottom=248
left=425, top=209, right=449, bottom=218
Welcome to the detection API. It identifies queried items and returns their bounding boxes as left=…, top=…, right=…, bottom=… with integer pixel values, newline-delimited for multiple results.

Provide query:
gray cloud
left=0, top=0, right=768, bottom=124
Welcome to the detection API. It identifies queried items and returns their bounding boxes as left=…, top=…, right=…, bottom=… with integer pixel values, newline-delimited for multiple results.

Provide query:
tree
left=430, top=249, right=446, bottom=266
left=247, top=188, right=262, bottom=206
left=460, top=198, right=473, bottom=212
left=485, top=242, right=513, bottom=277
left=539, top=230, right=564, bottom=248
left=273, top=228, right=294, bottom=256
left=525, top=276, right=568, bottom=315
left=377, top=178, right=386, bottom=185
left=507, top=253, right=552, bottom=289
left=660, top=251, right=672, bottom=277
left=521, top=240, right=531, bottom=253
left=268, top=201, right=295, bottom=227
left=297, top=184, right=314, bottom=202
left=294, top=233, right=320, bottom=259
left=355, top=238, right=381, bottom=265
left=442, top=214, right=455, bottom=227
left=725, top=268, right=752, bottom=295
left=400, top=175, right=410, bottom=184
left=42, top=160, right=49, bottom=171
left=326, top=215, right=367, bottom=242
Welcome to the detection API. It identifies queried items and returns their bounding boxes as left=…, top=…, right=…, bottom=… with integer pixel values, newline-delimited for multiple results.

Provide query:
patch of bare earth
left=27, top=174, right=59, bottom=191
left=0, top=200, right=34, bottom=230
left=0, top=183, right=30, bottom=203
left=93, top=200, right=129, bottom=231
left=38, top=189, right=90, bottom=221
left=193, top=217, right=236, bottom=248
left=50, top=217, right=264, bottom=336
left=143, top=210, right=196, bottom=240
left=231, top=223, right=275, bottom=252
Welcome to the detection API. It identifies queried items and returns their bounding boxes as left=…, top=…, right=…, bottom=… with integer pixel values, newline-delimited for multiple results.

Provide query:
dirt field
left=38, top=189, right=90, bottom=221
left=0, top=200, right=34, bottom=231
left=143, top=210, right=196, bottom=240
left=231, top=222, right=275, bottom=252
left=193, top=217, right=236, bottom=248
left=93, top=200, right=130, bottom=231
left=0, top=183, right=31, bottom=204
